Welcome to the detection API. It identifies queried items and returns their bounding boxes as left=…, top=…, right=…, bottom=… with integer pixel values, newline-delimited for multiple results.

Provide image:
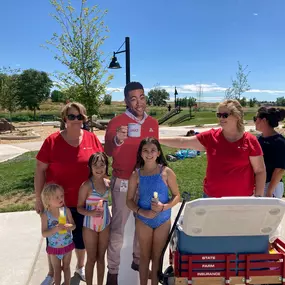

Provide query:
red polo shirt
left=197, top=128, right=263, bottom=197
left=104, top=113, right=159, bottom=179
left=36, top=130, right=103, bottom=207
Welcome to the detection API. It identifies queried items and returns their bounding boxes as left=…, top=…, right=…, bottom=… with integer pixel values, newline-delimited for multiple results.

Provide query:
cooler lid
left=182, top=197, right=285, bottom=237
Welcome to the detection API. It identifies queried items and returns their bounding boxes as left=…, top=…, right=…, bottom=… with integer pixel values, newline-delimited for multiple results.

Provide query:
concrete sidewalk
left=27, top=210, right=144, bottom=285
left=2, top=203, right=285, bottom=285
left=0, top=136, right=104, bottom=163
left=0, top=205, right=176, bottom=285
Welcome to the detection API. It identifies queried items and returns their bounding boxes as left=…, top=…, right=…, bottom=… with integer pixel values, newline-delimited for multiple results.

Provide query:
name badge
left=120, top=180, right=128, bottom=192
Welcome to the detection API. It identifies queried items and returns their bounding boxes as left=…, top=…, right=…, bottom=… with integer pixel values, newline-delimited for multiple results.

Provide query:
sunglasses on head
left=67, top=114, right=84, bottom=121
left=216, top=112, right=230, bottom=119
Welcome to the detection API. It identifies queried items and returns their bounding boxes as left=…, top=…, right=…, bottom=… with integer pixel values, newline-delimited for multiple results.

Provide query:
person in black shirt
left=254, top=107, right=285, bottom=198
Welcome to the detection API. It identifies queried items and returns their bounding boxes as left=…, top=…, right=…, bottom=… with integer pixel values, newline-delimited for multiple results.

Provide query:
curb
left=0, top=135, right=41, bottom=140
left=0, top=152, right=29, bottom=163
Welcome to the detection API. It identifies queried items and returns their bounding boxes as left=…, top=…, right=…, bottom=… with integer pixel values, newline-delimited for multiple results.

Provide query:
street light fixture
left=108, top=37, right=130, bottom=85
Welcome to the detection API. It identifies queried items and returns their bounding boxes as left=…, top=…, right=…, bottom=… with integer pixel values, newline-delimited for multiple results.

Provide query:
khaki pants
left=107, top=177, right=140, bottom=274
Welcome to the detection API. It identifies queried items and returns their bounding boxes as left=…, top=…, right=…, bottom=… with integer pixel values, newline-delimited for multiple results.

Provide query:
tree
left=0, top=74, right=19, bottom=113
left=145, top=95, right=150, bottom=105
left=239, top=97, right=247, bottom=107
left=103, top=94, right=111, bottom=105
left=147, top=88, right=170, bottom=106
left=188, top=97, right=197, bottom=118
left=17, top=69, right=53, bottom=119
left=0, top=67, right=21, bottom=125
left=276, top=97, right=285, bottom=107
left=51, top=89, right=65, bottom=102
left=225, top=62, right=251, bottom=100
left=249, top=97, right=257, bottom=107
left=0, top=75, right=19, bottom=115
left=62, top=84, right=83, bottom=102
left=43, top=0, right=113, bottom=117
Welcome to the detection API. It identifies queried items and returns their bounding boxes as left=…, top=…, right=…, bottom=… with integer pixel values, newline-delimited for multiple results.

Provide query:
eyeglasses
left=67, top=114, right=84, bottom=121
left=253, top=116, right=257, bottom=122
left=216, top=112, right=230, bottom=119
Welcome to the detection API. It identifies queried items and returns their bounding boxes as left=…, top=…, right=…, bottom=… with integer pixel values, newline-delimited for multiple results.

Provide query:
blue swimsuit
left=136, top=166, right=171, bottom=229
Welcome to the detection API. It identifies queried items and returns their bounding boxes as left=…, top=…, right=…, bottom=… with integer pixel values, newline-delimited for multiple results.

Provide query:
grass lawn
left=0, top=146, right=206, bottom=212
left=0, top=100, right=261, bottom=127
left=0, top=151, right=37, bottom=212
left=163, top=110, right=257, bottom=126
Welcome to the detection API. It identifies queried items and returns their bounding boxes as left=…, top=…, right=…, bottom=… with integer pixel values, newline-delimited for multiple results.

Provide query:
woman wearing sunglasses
left=254, top=107, right=285, bottom=198
left=160, top=99, right=266, bottom=198
left=34, top=102, right=103, bottom=285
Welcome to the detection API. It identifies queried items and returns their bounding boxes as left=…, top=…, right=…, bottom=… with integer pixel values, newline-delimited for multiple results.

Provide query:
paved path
left=2, top=202, right=285, bottom=285
left=1, top=205, right=179, bottom=285
left=0, top=124, right=259, bottom=163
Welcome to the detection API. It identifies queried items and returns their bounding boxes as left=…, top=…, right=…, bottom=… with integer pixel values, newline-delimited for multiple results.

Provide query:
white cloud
left=107, top=82, right=285, bottom=98
left=157, top=83, right=227, bottom=94
left=52, top=80, right=65, bottom=87
left=248, top=89, right=285, bottom=94
left=253, top=13, right=258, bottom=16
left=159, top=84, right=285, bottom=95
left=106, top=87, right=124, bottom=93
left=201, top=96, right=224, bottom=102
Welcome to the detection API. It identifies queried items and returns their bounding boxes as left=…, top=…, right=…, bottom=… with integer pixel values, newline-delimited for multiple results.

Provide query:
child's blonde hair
left=41, top=183, right=64, bottom=210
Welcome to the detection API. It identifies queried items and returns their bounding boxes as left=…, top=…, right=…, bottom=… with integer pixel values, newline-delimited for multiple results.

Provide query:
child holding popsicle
left=41, top=183, right=76, bottom=285
left=77, top=152, right=111, bottom=285
left=126, top=137, right=180, bottom=285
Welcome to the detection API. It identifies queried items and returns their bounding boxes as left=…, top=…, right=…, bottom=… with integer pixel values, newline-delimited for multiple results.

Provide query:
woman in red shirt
left=160, top=99, right=266, bottom=198
left=35, top=102, right=103, bottom=285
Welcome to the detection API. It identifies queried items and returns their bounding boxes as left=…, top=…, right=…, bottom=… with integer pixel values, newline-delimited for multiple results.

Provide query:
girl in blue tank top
left=127, top=137, right=180, bottom=285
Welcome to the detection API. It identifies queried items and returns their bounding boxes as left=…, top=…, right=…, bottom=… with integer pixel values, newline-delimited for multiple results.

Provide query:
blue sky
left=0, top=0, right=285, bottom=102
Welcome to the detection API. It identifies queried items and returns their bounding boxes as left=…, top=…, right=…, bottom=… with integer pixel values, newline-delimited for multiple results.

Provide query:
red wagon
left=158, top=194, right=285, bottom=285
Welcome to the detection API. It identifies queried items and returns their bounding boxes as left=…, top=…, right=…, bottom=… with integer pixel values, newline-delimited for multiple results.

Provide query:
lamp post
left=174, top=86, right=178, bottom=108
left=108, top=37, right=130, bottom=85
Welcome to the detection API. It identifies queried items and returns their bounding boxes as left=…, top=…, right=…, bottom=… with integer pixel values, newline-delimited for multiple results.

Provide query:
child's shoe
left=40, top=275, right=54, bottom=285
left=75, top=266, right=86, bottom=281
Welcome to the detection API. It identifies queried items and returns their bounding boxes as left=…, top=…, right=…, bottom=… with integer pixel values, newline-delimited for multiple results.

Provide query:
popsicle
left=58, top=207, right=67, bottom=234
left=94, top=200, right=104, bottom=226
left=152, top=192, right=159, bottom=203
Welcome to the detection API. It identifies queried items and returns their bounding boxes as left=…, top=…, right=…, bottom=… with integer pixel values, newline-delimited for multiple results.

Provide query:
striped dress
left=83, top=179, right=111, bottom=232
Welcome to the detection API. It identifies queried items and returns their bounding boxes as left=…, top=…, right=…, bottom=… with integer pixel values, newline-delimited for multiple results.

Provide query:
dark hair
left=257, top=107, right=285, bottom=128
left=88, top=152, right=109, bottom=178
left=136, top=137, right=168, bottom=168
left=186, top=130, right=195, bottom=137
left=124, top=82, right=144, bottom=99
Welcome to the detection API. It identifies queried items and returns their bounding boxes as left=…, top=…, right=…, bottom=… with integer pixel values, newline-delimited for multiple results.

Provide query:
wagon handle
left=158, top=191, right=190, bottom=284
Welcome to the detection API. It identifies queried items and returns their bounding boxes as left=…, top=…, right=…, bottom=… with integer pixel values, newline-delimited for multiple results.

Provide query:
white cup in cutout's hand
left=128, top=123, right=141, bottom=137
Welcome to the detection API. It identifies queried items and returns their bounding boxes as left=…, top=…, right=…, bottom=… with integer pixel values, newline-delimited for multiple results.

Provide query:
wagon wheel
left=162, top=266, right=174, bottom=284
